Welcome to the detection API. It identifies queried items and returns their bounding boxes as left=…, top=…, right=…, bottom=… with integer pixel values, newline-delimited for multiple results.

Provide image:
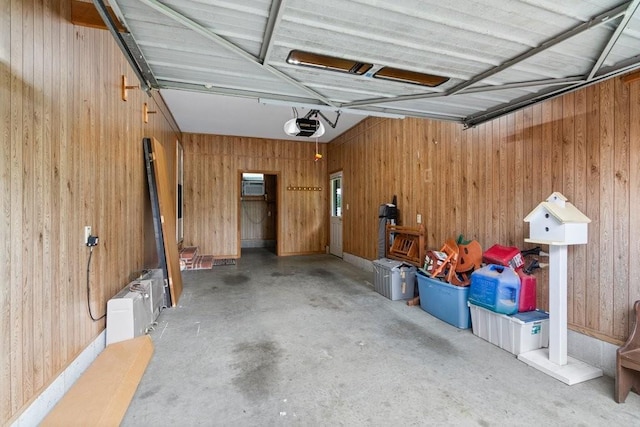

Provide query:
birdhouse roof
left=524, top=193, right=591, bottom=224
left=547, top=192, right=567, bottom=203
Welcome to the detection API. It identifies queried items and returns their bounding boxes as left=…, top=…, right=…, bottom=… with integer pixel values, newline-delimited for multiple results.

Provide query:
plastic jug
left=469, top=264, right=521, bottom=315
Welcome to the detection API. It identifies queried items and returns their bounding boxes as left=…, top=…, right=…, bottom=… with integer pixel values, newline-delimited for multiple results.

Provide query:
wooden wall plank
left=0, top=0, right=12, bottom=417
left=33, top=0, right=45, bottom=393
left=585, top=84, right=600, bottom=331
left=598, top=79, right=615, bottom=336
left=513, top=110, right=523, bottom=247
left=562, top=93, right=575, bottom=326
left=502, top=114, right=510, bottom=237
left=22, top=0, right=36, bottom=403
left=573, top=86, right=587, bottom=326
left=467, top=125, right=478, bottom=241
left=481, top=122, right=492, bottom=247
left=613, top=77, right=630, bottom=338
left=58, top=0, right=73, bottom=370
left=42, top=0, right=56, bottom=384
left=551, top=97, right=564, bottom=192
left=10, top=0, right=25, bottom=413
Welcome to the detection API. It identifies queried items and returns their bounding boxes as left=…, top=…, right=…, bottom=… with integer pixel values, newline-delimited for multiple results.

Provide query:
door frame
left=237, top=170, right=280, bottom=256
left=329, top=170, right=343, bottom=257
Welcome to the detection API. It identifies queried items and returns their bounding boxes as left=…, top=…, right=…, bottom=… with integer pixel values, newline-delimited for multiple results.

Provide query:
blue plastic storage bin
left=469, top=264, right=521, bottom=315
left=416, top=271, right=471, bottom=329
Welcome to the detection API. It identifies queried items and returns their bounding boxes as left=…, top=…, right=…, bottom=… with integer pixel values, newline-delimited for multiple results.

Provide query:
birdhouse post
left=519, top=192, right=602, bottom=385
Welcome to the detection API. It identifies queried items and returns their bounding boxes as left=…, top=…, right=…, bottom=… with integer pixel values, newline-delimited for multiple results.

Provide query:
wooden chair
left=429, top=238, right=459, bottom=283
left=615, top=300, right=640, bottom=403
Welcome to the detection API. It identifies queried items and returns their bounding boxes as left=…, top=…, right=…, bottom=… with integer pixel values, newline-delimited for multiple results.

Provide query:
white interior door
left=330, top=172, right=343, bottom=257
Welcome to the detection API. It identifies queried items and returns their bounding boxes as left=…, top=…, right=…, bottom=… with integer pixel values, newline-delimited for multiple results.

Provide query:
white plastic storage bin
left=372, top=258, right=416, bottom=300
left=468, top=302, right=549, bottom=355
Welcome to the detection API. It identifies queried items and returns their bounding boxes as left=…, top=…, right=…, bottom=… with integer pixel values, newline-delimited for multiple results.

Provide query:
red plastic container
left=483, top=244, right=524, bottom=270
left=517, top=270, right=537, bottom=312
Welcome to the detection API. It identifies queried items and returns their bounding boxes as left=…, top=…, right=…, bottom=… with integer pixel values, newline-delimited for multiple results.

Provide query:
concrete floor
left=123, top=248, right=640, bottom=426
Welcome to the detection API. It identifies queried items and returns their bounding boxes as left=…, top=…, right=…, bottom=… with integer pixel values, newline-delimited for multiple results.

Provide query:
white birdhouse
left=524, top=192, right=590, bottom=245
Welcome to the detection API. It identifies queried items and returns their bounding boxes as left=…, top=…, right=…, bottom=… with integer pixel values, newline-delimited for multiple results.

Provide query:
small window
left=373, top=67, right=449, bottom=87
left=286, top=50, right=372, bottom=75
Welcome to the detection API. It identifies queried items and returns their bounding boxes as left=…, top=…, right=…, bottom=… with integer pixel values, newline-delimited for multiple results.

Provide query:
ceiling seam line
left=138, top=0, right=338, bottom=108
left=341, top=1, right=631, bottom=109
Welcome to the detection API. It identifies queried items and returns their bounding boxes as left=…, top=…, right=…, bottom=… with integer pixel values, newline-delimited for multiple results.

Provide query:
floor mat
left=213, top=258, right=236, bottom=266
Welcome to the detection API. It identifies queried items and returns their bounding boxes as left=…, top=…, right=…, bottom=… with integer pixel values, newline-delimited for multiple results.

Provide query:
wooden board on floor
left=40, top=336, right=153, bottom=427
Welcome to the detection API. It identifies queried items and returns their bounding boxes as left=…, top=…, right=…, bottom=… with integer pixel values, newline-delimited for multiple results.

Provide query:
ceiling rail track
left=92, top=0, right=157, bottom=93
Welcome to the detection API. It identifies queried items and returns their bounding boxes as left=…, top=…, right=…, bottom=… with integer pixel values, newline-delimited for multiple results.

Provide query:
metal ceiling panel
left=105, top=0, right=640, bottom=134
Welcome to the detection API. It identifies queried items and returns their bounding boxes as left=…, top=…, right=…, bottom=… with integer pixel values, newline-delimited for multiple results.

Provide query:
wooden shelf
left=385, top=224, right=426, bottom=267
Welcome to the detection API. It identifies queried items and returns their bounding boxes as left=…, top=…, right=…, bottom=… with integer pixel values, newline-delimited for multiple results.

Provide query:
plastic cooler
left=372, top=258, right=416, bottom=300
left=469, top=264, right=521, bottom=315
left=517, top=270, right=537, bottom=312
left=483, top=244, right=524, bottom=270
left=468, top=303, right=549, bottom=355
left=416, top=271, right=471, bottom=329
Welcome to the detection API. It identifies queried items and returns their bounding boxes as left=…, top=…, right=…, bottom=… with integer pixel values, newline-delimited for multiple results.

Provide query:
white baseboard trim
left=567, top=329, right=618, bottom=378
left=342, top=252, right=374, bottom=273
left=12, top=330, right=107, bottom=427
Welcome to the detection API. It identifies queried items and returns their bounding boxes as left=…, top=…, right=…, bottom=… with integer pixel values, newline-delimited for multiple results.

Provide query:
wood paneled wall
left=182, top=134, right=327, bottom=256
left=241, top=200, right=275, bottom=242
left=328, top=75, right=640, bottom=345
left=1, top=1, right=180, bottom=424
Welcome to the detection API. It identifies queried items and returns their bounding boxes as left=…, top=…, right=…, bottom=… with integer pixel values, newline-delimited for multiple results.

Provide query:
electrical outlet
left=84, top=226, right=92, bottom=245
left=417, top=214, right=422, bottom=224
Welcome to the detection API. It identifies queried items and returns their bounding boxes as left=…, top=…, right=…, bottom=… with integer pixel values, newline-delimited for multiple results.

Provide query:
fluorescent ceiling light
left=374, top=67, right=449, bottom=87
left=286, top=50, right=372, bottom=75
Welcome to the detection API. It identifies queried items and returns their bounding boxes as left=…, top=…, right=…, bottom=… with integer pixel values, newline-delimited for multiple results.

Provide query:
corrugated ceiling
left=102, top=0, right=640, bottom=132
